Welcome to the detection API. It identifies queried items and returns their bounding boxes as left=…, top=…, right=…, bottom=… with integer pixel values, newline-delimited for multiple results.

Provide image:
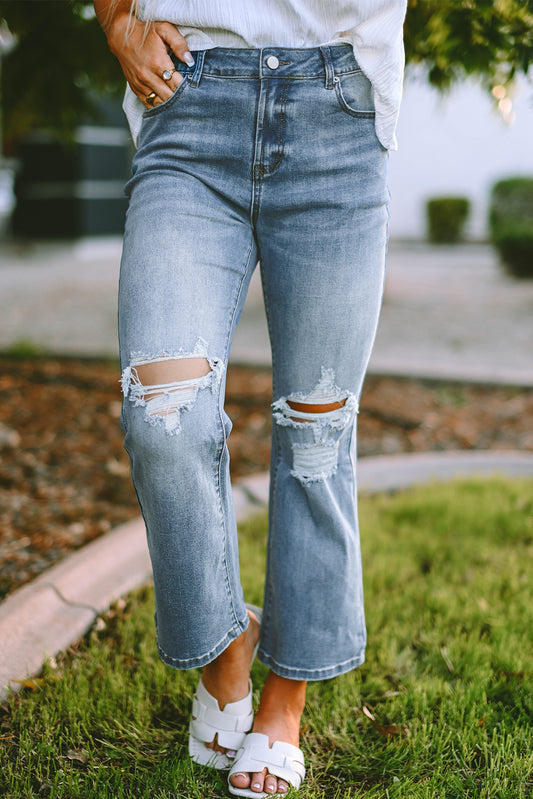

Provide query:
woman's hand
left=95, top=1, right=194, bottom=108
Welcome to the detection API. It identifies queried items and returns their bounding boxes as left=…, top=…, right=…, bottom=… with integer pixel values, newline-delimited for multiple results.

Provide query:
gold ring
left=162, top=68, right=177, bottom=81
left=146, top=92, right=157, bottom=105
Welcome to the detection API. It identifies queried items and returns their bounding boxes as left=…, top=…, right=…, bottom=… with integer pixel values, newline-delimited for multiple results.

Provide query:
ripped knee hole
left=135, top=358, right=212, bottom=405
left=272, top=368, right=358, bottom=483
left=121, top=344, right=224, bottom=434
left=287, top=398, right=347, bottom=422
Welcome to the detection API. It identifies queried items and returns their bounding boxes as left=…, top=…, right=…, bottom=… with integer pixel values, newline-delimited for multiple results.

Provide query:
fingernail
left=184, top=51, right=195, bottom=66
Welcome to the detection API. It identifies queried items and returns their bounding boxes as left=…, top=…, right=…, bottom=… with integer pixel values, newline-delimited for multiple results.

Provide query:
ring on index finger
left=162, top=67, right=177, bottom=81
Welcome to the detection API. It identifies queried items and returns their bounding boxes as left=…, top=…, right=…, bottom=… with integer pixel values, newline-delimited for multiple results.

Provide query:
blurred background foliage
left=404, top=0, right=533, bottom=89
left=0, top=1, right=123, bottom=150
left=0, top=0, right=532, bottom=149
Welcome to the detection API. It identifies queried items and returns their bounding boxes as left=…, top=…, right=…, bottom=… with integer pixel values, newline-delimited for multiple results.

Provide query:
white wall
left=387, top=72, right=533, bottom=240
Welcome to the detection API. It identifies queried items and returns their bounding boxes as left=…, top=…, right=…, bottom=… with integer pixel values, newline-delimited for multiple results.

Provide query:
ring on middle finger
left=162, top=67, right=177, bottom=81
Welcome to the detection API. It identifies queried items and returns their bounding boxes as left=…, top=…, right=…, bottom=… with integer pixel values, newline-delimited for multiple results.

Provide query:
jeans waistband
left=175, top=44, right=359, bottom=88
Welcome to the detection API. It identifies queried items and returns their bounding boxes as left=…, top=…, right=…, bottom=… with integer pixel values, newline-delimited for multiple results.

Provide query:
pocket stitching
left=334, top=71, right=376, bottom=119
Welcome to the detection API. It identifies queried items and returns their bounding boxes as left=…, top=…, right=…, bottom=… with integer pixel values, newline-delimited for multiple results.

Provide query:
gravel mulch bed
left=1, top=356, right=532, bottom=600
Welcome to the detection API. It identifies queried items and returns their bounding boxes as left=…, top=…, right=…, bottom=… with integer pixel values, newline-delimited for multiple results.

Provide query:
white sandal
left=188, top=677, right=254, bottom=769
left=227, top=732, right=306, bottom=797
left=188, top=605, right=262, bottom=770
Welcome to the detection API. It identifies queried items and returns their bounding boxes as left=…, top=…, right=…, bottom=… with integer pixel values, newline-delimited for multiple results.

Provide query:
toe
left=250, top=768, right=267, bottom=793
left=277, top=778, right=289, bottom=794
left=264, top=773, right=278, bottom=794
left=229, top=771, right=251, bottom=789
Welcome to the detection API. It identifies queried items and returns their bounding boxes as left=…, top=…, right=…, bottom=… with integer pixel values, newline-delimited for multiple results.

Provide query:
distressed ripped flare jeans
left=119, top=45, right=389, bottom=681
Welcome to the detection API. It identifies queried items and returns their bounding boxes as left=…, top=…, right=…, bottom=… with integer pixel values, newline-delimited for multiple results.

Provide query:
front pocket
left=142, top=72, right=192, bottom=118
left=334, top=70, right=375, bottom=119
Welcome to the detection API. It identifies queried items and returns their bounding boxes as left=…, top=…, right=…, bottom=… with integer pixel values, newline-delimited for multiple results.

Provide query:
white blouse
left=124, top=1, right=407, bottom=150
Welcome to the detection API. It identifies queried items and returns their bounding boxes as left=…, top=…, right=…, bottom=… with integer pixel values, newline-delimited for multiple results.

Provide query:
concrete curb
left=2, top=451, right=533, bottom=702
left=0, top=478, right=270, bottom=703
left=0, top=516, right=151, bottom=703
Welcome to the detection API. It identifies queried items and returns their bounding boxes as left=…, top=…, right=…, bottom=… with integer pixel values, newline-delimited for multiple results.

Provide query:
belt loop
left=189, top=50, right=205, bottom=87
left=319, top=45, right=335, bottom=89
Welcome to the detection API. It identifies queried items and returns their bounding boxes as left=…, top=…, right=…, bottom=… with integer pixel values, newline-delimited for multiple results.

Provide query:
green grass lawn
left=1, top=477, right=532, bottom=798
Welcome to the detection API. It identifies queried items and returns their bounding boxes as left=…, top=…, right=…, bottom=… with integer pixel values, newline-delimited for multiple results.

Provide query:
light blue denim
left=119, top=45, right=389, bottom=681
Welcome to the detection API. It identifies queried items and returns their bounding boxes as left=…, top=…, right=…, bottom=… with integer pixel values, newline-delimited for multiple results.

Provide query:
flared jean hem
left=157, top=614, right=250, bottom=670
left=257, top=649, right=366, bottom=682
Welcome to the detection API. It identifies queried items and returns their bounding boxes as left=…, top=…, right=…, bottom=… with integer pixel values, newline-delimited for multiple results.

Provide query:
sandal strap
left=190, top=678, right=253, bottom=750
left=229, top=732, right=306, bottom=788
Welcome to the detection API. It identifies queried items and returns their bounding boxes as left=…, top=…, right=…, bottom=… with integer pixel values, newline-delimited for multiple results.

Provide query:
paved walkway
left=371, top=243, right=533, bottom=385
left=1, top=238, right=532, bottom=384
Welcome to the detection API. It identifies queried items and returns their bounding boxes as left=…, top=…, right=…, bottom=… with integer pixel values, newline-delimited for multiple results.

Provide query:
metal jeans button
left=266, top=55, right=280, bottom=70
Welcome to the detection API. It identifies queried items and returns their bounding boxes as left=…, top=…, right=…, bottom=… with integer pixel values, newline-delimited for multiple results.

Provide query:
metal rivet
left=334, top=76, right=340, bottom=83
left=266, top=55, right=280, bottom=70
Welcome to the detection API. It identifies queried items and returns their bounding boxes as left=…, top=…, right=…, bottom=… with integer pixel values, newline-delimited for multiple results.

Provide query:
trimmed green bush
left=489, top=177, right=533, bottom=278
left=426, top=196, right=470, bottom=243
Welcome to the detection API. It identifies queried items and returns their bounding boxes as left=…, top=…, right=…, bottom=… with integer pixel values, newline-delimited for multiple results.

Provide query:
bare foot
left=201, top=608, right=260, bottom=757
left=229, top=671, right=306, bottom=795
